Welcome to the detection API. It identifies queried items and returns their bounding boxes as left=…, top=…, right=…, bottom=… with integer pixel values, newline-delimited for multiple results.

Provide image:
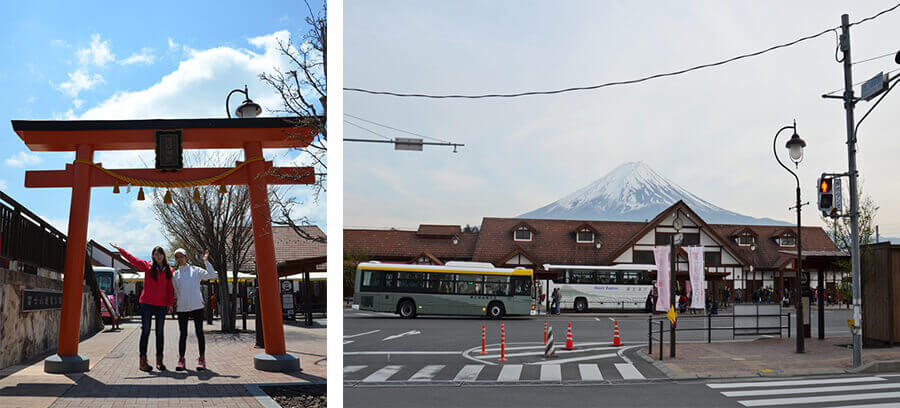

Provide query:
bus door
left=379, top=271, right=396, bottom=310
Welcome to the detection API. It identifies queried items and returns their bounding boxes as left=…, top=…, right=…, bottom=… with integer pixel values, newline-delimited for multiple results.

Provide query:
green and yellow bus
left=353, top=261, right=536, bottom=319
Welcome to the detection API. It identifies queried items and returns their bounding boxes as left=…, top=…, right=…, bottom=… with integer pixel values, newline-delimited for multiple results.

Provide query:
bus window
left=455, top=274, right=483, bottom=295
left=384, top=272, right=396, bottom=290
left=485, top=275, right=510, bottom=296
left=596, top=271, right=614, bottom=284
left=398, top=272, right=425, bottom=290
left=436, top=278, right=454, bottom=294
left=512, top=277, right=532, bottom=296
left=361, top=270, right=383, bottom=290
left=570, top=270, right=593, bottom=284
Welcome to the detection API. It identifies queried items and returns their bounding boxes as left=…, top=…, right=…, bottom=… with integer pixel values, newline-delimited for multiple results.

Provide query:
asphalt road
left=344, top=306, right=865, bottom=406
left=345, top=373, right=900, bottom=407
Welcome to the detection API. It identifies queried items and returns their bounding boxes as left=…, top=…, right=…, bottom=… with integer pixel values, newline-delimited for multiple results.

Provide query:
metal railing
left=0, top=191, right=66, bottom=272
left=647, top=312, right=792, bottom=360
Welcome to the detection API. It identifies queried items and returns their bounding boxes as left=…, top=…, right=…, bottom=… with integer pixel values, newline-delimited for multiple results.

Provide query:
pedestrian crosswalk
left=344, top=362, right=650, bottom=384
left=708, top=375, right=900, bottom=407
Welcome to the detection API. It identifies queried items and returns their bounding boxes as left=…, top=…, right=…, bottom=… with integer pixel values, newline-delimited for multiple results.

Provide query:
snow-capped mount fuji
left=520, top=162, right=789, bottom=225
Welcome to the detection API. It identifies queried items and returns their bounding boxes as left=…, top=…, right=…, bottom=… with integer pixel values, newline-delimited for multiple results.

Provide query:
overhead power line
left=344, top=113, right=450, bottom=143
left=345, top=2, right=900, bottom=99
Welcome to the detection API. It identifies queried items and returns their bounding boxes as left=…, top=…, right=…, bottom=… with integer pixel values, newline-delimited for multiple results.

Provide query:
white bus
left=545, top=264, right=656, bottom=312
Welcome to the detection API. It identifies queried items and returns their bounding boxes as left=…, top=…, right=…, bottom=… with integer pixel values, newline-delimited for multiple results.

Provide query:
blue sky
left=1, top=0, right=326, bottom=258
left=345, top=1, right=900, bottom=239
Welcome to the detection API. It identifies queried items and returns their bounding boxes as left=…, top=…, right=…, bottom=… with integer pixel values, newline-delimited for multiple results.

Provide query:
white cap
left=174, top=248, right=187, bottom=256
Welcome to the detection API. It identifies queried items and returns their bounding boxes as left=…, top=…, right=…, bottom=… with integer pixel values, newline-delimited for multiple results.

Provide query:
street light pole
left=838, top=13, right=863, bottom=367
left=773, top=122, right=806, bottom=353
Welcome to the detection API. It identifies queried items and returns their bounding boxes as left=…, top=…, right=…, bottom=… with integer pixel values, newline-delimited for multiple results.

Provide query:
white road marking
left=828, top=404, right=900, bottom=408
left=722, top=382, right=900, bottom=397
left=344, top=351, right=459, bottom=355
left=614, top=363, right=645, bottom=380
left=531, top=353, right=618, bottom=365
left=361, top=365, right=403, bottom=382
left=482, top=342, right=611, bottom=352
left=409, top=365, right=445, bottom=382
left=382, top=330, right=421, bottom=341
left=497, top=365, right=523, bottom=382
left=343, top=340, right=354, bottom=345
left=578, top=364, right=603, bottom=381
left=540, top=365, right=561, bottom=382
left=477, top=346, right=621, bottom=360
left=707, top=376, right=885, bottom=389
left=617, top=345, right=641, bottom=364
left=344, top=365, right=366, bottom=374
left=453, top=365, right=484, bottom=382
left=738, top=391, right=900, bottom=407
left=344, top=330, right=380, bottom=339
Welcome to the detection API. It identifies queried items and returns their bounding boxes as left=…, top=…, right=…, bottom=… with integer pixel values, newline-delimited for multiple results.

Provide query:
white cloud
left=119, top=48, right=155, bottom=65
left=56, top=68, right=104, bottom=98
left=0, top=179, right=7, bottom=189
left=168, top=37, right=179, bottom=50
left=76, top=34, right=115, bottom=67
left=5, top=151, right=42, bottom=167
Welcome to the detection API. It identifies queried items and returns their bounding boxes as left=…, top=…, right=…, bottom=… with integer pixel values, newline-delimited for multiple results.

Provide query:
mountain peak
left=520, top=162, right=788, bottom=225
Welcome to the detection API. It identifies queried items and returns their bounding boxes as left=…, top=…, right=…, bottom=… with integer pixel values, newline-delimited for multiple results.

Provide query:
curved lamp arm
left=226, top=86, right=248, bottom=119
left=773, top=124, right=799, bottom=188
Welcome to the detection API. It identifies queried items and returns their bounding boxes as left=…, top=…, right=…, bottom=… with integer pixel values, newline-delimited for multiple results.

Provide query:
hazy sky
left=344, top=1, right=900, bottom=238
left=1, top=0, right=325, bottom=258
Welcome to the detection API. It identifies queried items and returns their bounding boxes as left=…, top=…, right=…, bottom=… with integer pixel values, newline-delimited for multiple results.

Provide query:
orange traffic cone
left=565, top=322, right=575, bottom=350
left=613, top=319, right=622, bottom=347
left=499, top=323, right=508, bottom=362
left=481, top=325, right=487, bottom=355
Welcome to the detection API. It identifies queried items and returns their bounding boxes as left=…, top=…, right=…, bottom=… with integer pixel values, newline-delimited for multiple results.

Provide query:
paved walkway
left=0, top=316, right=325, bottom=408
left=641, top=336, right=900, bottom=379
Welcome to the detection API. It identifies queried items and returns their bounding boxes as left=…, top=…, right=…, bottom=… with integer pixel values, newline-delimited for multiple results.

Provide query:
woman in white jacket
left=172, top=248, right=218, bottom=371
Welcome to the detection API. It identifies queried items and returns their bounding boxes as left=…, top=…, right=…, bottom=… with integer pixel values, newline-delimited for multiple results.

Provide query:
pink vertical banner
left=686, top=246, right=706, bottom=310
left=654, top=246, right=671, bottom=312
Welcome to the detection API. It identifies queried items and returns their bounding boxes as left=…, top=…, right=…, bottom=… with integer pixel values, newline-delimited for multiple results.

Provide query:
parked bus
left=545, top=264, right=656, bottom=312
left=353, top=262, right=535, bottom=319
left=95, top=267, right=125, bottom=323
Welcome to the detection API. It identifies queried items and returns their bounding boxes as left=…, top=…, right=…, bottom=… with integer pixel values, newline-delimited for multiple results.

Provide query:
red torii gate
left=11, top=117, right=315, bottom=373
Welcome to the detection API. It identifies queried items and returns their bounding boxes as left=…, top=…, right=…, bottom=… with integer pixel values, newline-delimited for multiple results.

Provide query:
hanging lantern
left=192, top=188, right=201, bottom=202
left=137, top=187, right=145, bottom=201
left=219, top=183, right=227, bottom=194
left=163, top=190, right=173, bottom=205
left=113, top=181, right=120, bottom=194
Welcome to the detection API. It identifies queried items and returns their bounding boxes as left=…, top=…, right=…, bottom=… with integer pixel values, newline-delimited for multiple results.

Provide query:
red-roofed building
left=344, top=201, right=849, bottom=302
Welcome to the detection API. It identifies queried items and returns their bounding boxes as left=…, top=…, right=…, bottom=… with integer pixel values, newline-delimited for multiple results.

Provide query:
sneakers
left=176, top=357, right=186, bottom=371
left=156, top=356, right=167, bottom=371
left=197, top=356, right=207, bottom=371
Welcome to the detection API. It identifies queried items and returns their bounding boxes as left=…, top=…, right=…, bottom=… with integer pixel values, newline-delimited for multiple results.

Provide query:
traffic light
left=818, top=175, right=835, bottom=215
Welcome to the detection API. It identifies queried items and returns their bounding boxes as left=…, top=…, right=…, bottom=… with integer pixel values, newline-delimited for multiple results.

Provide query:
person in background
left=112, top=244, right=174, bottom=372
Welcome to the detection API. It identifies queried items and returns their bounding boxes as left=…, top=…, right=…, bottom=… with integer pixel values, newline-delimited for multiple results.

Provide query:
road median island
left=639, top=336, right=900, bottom=379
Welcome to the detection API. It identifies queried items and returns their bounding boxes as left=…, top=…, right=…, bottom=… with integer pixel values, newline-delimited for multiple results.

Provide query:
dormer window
left=780, top=235, right=796, bottom=247
left=514, top=226, right=532, bottom=241
left=576, top=228, right=594, bottom=243
left=738, top=234, right=754, bottom=246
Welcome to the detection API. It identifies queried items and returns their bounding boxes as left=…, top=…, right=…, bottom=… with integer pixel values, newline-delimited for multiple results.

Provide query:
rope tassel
left=219, top=183, right=227, bottom=194
left=113, top=181, right=120, bottom=194
left=163, top=190, right=173, bottom=205
left=137, top=187, right=145, bottom=201
left=192, top=188, right=201, bottom=202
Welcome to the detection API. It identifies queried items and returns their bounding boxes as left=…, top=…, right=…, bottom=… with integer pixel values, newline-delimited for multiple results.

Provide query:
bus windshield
left=96, top=272, right=114, bottom=293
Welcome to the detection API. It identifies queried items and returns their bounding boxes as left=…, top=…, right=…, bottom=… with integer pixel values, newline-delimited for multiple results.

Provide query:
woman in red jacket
left=113, top=244, right=174, bottom=372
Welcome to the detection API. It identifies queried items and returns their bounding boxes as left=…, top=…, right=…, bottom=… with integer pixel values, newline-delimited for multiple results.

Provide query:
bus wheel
left=488, top=302, right=505, bottom=320
left=398, top=300, right=416, bottom=318
left=574, top=298, right=588, bottom=313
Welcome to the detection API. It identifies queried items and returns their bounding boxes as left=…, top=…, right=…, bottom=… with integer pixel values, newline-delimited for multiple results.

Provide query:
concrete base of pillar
left=44, top=354, right=90, bottom=373
left=253, top=353, right=301, bottom=372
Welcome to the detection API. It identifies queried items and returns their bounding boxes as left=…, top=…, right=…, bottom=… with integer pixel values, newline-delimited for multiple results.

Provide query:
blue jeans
left=139, top=303, right=167, bottom=359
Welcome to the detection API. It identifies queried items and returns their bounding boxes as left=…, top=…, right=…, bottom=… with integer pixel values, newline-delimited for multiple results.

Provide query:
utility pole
left=838, top=13, right=863, bottom=367
left=670, top=235, right=676, bottom=358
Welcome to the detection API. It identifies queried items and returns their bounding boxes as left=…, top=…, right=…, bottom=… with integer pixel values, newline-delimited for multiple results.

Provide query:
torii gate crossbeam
left=11, top=117, right=317, bottom=373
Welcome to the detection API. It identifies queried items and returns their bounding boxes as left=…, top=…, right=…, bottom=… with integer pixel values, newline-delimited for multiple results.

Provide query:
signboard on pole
left=395, top=137, right=423, bottom=151
left=281, top=280, right=294, bottom=320
left=861, top=72, right=888, bottom=101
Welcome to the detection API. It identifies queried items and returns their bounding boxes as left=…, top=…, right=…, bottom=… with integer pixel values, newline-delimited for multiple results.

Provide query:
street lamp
left=226, top=85, right=262, bottom=119
left=670, top=209, right=684, bottom=358
left=773, top=120, right=807, bottom=353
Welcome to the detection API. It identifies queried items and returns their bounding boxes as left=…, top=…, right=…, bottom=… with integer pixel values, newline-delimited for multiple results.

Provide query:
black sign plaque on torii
left=155, top=130, right=183, bottom=171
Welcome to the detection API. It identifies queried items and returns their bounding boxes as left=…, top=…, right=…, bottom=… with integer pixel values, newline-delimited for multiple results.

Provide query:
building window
left=738, top=234, right=754, bottom=246
left=682, top=233, right=700, bottom=246
left=704, top=251, right=722, bottom=266
left=514, top=226, right=532, bottom=241
left=576, top=229, right=594, bottom=243
left=633, top=250, right=655, bottom=265
left=780, top=236, right=796, bottom=247
left=655, top=232, right=674, bottom=245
